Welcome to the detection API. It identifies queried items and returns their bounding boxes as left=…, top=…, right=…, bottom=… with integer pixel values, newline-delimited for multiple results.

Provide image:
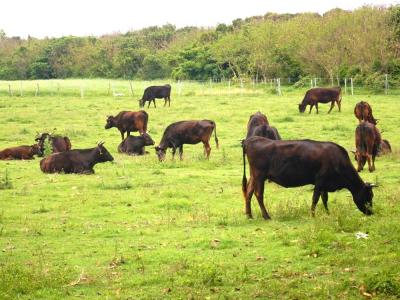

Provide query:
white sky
left=0, top=0, right=398, bottom=38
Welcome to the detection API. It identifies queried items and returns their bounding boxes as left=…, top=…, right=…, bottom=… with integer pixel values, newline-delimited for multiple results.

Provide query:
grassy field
left=0, top=79, right=399, bottom=299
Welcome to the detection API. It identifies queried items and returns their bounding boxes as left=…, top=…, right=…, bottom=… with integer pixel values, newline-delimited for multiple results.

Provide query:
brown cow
left=355, top=121, right=381, bottom=172
left=0, top=144, right=42, bottom=160
left=242, top=137, right=374, bottom=219
left=354, top=101, right=377, bottom=125
left=299, top=87, right=342, bottom=114
left=246, top=112, right=269, bottom=138
left=35, top=132, right=72, bottom=155
left=105, top=110, right=148, bottom=140
left=246, top=111, right=281, bottom=140
left=40, top=142, right=113, bottom=174
left=155, top=120, right=219, bottom=161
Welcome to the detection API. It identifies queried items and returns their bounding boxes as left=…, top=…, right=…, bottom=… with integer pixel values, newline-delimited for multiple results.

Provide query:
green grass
left=0, top=80, right=399, bottom=299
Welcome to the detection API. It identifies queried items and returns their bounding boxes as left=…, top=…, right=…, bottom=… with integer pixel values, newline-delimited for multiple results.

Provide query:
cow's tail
left=64, top=137, right=72, bottom=151
left=213, top=121, right=219, bottom=149
left=242, top=140, right=247, bottom=198
left=141, top=110, right=149, bottom=132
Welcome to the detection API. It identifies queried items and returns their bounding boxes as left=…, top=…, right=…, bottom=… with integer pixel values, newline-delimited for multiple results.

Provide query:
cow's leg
left=337, top=99, right=341, bottom=112
left=245, top=176, right=255, bottom=218
left=328, top=101, right=335, bottom=113
left=153, top=99, right=156, bottom=108
left=309, top=104, right=313, bottom=114
left=127, top=130, right=131, bottom=137
left=321, top=191, right=329, bottom=214
left=315, top=103, right=319, bottom=114
left=147, top=101, right=151, bottom=108
left=164, top=98, right=167, bottom=107
left=254, top=178, right=270, bottom=220
left=367, top=153, right=374, bottom=172
left=311, top=187, right=321, bottom=217
left=171, top=147, right=176, bottom=160
left=357, top=156, right=363, bottom=172
left=372, top=154, right=376, bottom=171
left=168, top=97, right=171, bottom=107
left=178, top=145, right=183, bottom=160
left=120, top=131, right=125, bottom=141
left=203, top=141, right=211, bottom=159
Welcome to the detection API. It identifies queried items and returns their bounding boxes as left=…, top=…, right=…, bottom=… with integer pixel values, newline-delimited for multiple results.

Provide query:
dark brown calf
left=354, top=101, right=377, bottom=125
left=0, top=144, right=42, bottom=160
left=155, top=120, right=219, bottom=161
left=35, top=133, right=72, bottom=155
left=299, top=87, right=342, bottom=114
left=355, top=121, right=381, bottom=172
left=105, top=110, right=148, bottom=140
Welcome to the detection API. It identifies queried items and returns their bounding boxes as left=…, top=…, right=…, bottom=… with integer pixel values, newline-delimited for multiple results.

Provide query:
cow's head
left=105, top=116, right=115, bottom=129
left=138, top=99, right=144, bottom=108
left=298, top=103, right=306, bottom=113
left=31, top=144, right=43, bottom=157
left=141, top=133, right=155, bottom=146
left=354, top=182, right=374, bottom=215
left=155, top=146, right=166, bottom=161
left=96, top=142, right=114, bottom=162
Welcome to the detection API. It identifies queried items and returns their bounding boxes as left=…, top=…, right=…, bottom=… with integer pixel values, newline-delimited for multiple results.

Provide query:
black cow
left=242, top=137, right=374, bottom=219
left=139, top=84, right=171, bottom=108
left=118, top=133, right=155, bottom=155
left=40, top=142, right=113, bottom=174
left=155, top=120, right=219, bottom=161
left=299, top=87, right=342, bottom=113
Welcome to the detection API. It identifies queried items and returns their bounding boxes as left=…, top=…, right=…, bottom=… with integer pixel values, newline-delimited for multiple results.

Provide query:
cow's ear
left=155, top=146, right=160, bottom=151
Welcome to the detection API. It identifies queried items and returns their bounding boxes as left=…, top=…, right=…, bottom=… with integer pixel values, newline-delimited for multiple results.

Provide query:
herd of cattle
left=0, top=85, right=393, bottom=219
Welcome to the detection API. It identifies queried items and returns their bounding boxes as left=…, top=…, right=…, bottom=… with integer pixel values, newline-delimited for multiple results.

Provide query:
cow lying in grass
left=118, top=133, right=155, bottom=155
left=40, top=142, right=113, bottom=174
left=0, top=144, right=42, bottom=160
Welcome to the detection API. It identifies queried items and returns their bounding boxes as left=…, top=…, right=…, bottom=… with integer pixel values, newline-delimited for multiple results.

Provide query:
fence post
left=385, top=74, right=388, bottom=94
left=228, top=79, right=231, bottom=95
left=8, top=84, right=12, bottom=97
left=344, top=78, right=347, bottom=95
left=57, top=82, right=60, bottom=97
left=277, top=78, right=282, bottom=96
left=35, top=83, right=39, bottom=96
left=314, top=78, right=317, bottom=87
left=310, top=79, right=313, bottom=88
left=129, top=81, right=134, bottom=96
left=240, top=78, right=243, bottom=95
left=351, top=78, right=354, bottom=96
left=20, top=81, right=23, bottom=97
left=108, top=81, right=111, bottom=96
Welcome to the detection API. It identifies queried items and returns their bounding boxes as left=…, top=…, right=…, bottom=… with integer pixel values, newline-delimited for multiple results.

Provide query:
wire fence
left=0, top=76, right=398, bottom=98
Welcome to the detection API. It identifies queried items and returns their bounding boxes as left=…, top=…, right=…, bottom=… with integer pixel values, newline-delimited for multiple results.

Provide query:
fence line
left=0, top=75, right=397, bottom=98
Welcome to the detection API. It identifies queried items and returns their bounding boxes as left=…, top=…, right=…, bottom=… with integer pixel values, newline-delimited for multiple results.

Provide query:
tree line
left=1, top=6, right=400, bottom=89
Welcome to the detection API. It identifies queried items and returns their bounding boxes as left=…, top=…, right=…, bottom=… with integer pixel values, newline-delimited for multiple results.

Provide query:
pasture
left=0, top=79, right=399, bottom=299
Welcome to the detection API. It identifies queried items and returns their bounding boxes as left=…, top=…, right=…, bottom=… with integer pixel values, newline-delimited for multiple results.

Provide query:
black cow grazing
left=377, top=139, right=392, bottom=156
left=35, top=132, right=72, bottom=155
left=40, top=142, right=114, bottom=174
left=118, top=133, right=155, bottom=155
left=0, top=144, right=42, bottom=160
left=299, top=87, right=342, bottom=114
left=246, top=112, right=281, bottom=140
left=139, top=84, right=171, bottom=108
left=354, top=101, right=378, bottom=125
left=355, top=121, right=381, bottom=172
left=242, top=137, right=374, bottom=219
left=155, top=120, right=219, bottom=161
left=105, top=110, right=148, bottom=140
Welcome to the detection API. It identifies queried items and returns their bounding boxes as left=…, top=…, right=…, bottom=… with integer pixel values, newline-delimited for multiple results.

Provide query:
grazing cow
left=139, top=84, right=171, bottom=108
left=35, top=132, right=72, bottom=155
left=377, top=139, right=392, bottom=156
left=354, top=101, right=377, bottom=125
left=0, top=144, right=42, bottom=160
left=155, top=120, right=219, bottom=161
left=105, top=110, right=148, bottom=140
left=355, top=121, right=381, bottom=172
left=242, top=137, right=374, bottom=219
left=298, top=87, right=342, bottom=114
left=118, top=133, right=155, bottom=155
left=40, top=142, right=113, bottom=174
left=246, top=112, right=281, bottom=140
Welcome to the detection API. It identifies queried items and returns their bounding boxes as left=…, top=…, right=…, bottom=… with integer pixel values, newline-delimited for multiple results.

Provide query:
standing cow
left=0, top=144, right=42, bottom=160
left=155, top=120, right=219, bottom=161
left=139, top=84, right=171, bottom=108
left=354, top=101, right=378, bottom=125
left=246, top=112, right=281, bottom=140
left=298, top=87, right=342, bottom=114
left=118, top=133, right=155, bottom=155
left=105, top=110, right=148, bottom=140
left=242, top=137, right=374, bottom=219
left=35, top=132, right=72, bottom=155
left=40, top=142, right=113, bottom=174
left=354, top=121, right=381, bottom=172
